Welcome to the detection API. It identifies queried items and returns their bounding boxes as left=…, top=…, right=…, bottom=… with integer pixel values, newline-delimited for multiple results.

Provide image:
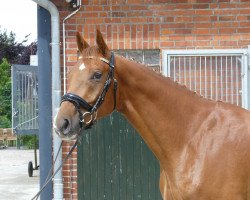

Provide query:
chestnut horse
left=55, top=30, right=250, bottom=200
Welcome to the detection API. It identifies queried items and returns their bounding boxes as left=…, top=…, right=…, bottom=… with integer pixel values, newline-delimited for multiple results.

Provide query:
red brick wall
left=51, top=0, right=250, bottom=199
left=61, top=141, right=78, bottom=200
left=53, top=0, right=250, bottom=68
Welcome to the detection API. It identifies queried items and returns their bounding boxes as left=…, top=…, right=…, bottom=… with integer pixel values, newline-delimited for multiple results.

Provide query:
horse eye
left=91, top=71, right=102, bottom=80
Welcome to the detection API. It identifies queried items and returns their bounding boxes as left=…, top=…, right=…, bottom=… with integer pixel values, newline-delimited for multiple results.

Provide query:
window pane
left=116, top=50, right=126, bottom=57
left=127, top=51, right=143, bottom=63
left=115, top=50, right=160, bottom=72
left=144, top=50, right=160, bottom=65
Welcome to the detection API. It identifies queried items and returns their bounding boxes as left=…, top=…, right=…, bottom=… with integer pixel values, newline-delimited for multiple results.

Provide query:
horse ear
left=76, top=32, right=89, bottom=53
left=96, top=29, right=109, bottom=56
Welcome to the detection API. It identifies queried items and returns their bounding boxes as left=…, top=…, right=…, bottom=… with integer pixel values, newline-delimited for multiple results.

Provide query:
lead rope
left=32, top=53, right=117, bottom=199
left=31, top=139, right=79, bottom=200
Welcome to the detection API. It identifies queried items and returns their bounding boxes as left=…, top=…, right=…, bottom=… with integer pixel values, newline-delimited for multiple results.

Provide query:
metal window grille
left=162, top=50, right=249, bottom=109
left=12, top=65, right=39, bottom=135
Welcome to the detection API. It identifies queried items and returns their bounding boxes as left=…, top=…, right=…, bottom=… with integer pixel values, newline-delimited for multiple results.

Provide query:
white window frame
left=162, top=49, right=249, bottom=109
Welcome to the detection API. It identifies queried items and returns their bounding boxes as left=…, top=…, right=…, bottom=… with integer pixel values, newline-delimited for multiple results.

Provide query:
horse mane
left=116, top=54, right=206, bottom=101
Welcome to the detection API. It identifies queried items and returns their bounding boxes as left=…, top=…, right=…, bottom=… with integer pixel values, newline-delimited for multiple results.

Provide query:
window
left=162, top=49, right=249, bottom=108
left=115, top=50, right=160, bottom=72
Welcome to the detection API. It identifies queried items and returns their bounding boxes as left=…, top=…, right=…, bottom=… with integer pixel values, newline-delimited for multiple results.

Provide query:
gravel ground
left=0, top=148, right=39, bottom=200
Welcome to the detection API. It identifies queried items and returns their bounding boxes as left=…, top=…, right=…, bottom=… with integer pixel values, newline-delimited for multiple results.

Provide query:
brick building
left=49, top=0, right=250, bottom=199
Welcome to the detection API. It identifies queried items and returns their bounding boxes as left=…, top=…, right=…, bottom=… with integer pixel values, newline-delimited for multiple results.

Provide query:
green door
left=78, top=112, right=162, bottom=200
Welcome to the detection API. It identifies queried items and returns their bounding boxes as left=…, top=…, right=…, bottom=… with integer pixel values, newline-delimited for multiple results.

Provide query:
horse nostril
left=61, top=119, right=70, bottom=134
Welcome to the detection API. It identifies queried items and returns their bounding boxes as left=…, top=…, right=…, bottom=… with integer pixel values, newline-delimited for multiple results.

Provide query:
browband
left=79, top=56, right=114, bottom=69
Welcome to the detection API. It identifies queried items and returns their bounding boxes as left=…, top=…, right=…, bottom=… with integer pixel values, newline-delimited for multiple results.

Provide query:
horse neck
left=115, top=55, right=210, bottom=167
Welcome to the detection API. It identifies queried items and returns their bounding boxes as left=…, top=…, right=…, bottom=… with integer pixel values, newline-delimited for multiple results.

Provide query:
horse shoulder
left=172, top=104, right=250, bottom=199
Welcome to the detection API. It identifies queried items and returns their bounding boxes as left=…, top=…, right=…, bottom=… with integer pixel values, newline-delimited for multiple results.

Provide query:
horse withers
left=55, top=30, right=250, bottom=200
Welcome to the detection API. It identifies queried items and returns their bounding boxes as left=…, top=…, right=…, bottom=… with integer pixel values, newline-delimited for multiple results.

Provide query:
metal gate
left=78, top=113, right=161, bottom=200
left=162, top=49, right=249, bottom=109
left=12, top=65, right=39, bottom=135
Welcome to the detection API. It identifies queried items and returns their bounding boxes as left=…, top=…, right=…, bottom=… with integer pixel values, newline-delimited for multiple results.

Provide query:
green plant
left=20, top=135, right=38, bottom=149
left=0, top=59, right=11, bottom=128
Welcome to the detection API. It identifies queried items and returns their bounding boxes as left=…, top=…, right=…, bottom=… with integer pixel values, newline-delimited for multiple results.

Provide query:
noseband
left=61, top=52, right=117, bottom=130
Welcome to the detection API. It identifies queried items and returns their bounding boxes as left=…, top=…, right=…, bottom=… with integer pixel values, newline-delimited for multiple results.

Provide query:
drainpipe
left=31, top=0, right=63, bottom=199
left=63, top=0, right=82, bottom=94
left=62, top=2, right=82, bottom=199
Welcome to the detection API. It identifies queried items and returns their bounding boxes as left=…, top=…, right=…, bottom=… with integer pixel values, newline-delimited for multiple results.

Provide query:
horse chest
left=160, top=148, right=249, bottom=200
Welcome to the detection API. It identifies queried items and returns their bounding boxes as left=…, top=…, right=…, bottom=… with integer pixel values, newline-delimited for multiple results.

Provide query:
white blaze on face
left=79, top=62, right=86, bottom=71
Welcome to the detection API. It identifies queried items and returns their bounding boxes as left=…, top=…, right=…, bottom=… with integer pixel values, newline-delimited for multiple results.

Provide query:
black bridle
left=61, top=52, right=117, bottom=130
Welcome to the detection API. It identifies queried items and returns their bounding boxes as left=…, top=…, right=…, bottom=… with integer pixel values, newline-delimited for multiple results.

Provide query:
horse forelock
left=80, top=45, right=104, bottom=58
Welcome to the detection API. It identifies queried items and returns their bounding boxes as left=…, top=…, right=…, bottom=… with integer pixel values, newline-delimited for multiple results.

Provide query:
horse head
left=55, top=30, right=117, bottom=140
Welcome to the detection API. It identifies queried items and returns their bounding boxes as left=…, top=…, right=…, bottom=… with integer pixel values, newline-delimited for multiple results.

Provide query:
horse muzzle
left=54, top=116, right=80, bottom=140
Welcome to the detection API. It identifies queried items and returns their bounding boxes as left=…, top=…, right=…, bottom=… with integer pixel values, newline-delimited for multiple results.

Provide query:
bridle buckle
left=80, top=111, right=97, bottom=125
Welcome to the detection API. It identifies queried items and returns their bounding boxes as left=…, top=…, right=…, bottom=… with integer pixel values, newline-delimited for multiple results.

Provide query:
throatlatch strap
left=113, top=79, right=117, bottom=111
